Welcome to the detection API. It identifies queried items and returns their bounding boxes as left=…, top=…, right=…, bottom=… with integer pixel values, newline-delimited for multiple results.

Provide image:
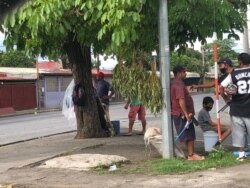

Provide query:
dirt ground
left=0, top=133, right=250, bottom=188
left=0, top=134, right=161, bottom=187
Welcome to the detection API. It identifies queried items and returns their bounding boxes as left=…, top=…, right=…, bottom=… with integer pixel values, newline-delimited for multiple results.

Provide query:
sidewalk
left=0, top=107, right=60, bottom=118
left=0, top=93, right=250, bottom=187
left=0, top=129, right=250, bottom=188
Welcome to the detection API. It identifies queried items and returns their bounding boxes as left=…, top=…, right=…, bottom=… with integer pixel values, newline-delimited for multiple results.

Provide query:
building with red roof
left=0, top=65, right=115, bottom=112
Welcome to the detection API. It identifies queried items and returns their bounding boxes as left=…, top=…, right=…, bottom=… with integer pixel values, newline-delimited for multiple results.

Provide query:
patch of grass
left=94, top=160, right=130, bottom=174
left=98, top=148, right=249, bottom=175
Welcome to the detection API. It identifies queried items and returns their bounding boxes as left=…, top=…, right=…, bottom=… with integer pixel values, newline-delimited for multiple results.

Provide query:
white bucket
left=203, top=131, right=218, bottom=152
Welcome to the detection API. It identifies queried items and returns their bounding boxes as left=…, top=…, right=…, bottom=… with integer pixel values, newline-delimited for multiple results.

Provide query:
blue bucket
left=111, top=121, right=120, bottom=135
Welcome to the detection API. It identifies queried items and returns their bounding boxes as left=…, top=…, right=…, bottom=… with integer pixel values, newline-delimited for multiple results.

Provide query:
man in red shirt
left=171, top=66, right=204, bottom=161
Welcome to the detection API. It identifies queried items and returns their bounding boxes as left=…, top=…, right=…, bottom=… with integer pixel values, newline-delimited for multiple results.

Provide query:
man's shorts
left=231, top=116, right=250, bottom=148
left=173, top=115, right=196, bottom=143
left=128, top=104, right=146, bottom=121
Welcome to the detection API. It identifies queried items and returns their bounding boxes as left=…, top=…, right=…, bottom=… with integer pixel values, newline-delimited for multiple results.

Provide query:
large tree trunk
left=64, top=36, right=108, bottom=138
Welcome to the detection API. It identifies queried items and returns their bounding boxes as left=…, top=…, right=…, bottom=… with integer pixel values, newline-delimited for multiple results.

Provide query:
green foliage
left=170, top=52, right=202, bottom=74
left=2, top=0, right=248, bottom=61
left=112, top=62, right=163, bottom=114
left=1, top=0, right=249, bottom=116
left=2, top=0, right=146, bottom=58
left=0, top=50, right=34, bottom=67
left=203, top=39, right=239, bottom=66
left=168, top=0, right=247, bottom=50
left=115, top=148, right=246, bottom=175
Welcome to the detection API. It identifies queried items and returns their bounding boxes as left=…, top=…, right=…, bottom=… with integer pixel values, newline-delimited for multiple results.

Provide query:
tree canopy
left=0, top=0, right=27, bottom=25
left=203, top=38, right=239, bottom=66
left=1, top=0, right=248, bottom=59
left=1, top=0, right=249, bottom=138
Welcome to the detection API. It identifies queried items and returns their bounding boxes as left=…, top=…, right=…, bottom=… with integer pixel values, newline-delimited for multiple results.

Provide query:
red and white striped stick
left=213, top=33, right=222, bottom=143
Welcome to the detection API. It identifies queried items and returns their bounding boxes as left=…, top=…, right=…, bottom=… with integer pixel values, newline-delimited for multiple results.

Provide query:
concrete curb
left=0, top=108, right=61, bottom=118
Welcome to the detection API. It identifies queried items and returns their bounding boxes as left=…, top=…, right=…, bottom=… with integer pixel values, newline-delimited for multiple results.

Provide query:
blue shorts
left=173, top=115, right=196, bottom=143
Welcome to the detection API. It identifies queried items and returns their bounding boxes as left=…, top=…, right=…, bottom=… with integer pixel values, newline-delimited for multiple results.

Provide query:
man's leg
left=103, top=104, right=110, bottom=122
left=231, top=116, right=247, bottom=160
left=186, top=140, right=194, bottom=156
left=244, top=117, right=250, bottom=151
left=128, top=120, right=134, bottom=134
left=220, top=126, right=232, bottom=143
left=138, top=105, right=146, bottom=134
left=141, top=119, right=146, bottom=133
left=75, top=106, right=84, bottom=139
left=123, top=105, right=137, bottom=136
left=123, top=119, right=134, bottom=136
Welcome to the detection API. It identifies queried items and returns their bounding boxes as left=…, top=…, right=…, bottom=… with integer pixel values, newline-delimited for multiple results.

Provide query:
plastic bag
left=62, top=79, right=76, bottom=128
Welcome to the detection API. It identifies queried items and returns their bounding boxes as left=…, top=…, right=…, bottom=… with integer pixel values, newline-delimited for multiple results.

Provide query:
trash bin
left=111, top=120, right=120, bottom=135
left=203, top=131, right=218, bottom=152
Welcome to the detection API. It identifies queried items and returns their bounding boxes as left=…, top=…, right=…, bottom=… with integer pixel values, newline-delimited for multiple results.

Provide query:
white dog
left=144, top=127, right=186, bottom=159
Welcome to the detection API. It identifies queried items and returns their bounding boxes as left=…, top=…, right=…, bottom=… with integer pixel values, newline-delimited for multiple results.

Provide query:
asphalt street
left=0, top=93, right=249, bottom=188
left=0, top=92, right=233, bottom=146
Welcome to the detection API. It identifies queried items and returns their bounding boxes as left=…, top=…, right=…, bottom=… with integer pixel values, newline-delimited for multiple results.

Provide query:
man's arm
left=208, top=119, right=217, bottom=127
left=124, top=98, right=131, bottom=109
left=179, top=98, right=192, bottom=121
left=219, top=86, right=231, bottom=104
left=190, top=82, right=214, bottom=90
left=220, top=74, right=232, bottom=104
left=108, top=89, right=115, bottom=99
left=108, top=82, right=115, bottom=99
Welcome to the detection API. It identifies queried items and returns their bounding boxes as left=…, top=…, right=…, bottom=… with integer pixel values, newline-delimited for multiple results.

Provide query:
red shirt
left=171, top=78, right=195, bottom=116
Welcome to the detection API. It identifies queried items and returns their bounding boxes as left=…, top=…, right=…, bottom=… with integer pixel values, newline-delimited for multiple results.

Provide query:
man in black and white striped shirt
left=220, top=53, right=250, bottom=161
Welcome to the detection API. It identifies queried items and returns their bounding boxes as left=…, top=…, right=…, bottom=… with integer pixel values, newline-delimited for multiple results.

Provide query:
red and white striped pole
left=213, top=32, right=222, bottom=143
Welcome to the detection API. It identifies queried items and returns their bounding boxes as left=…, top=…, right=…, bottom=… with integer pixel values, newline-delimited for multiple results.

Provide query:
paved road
left=0, top=93, right=248, bottom=188
left=0, top=93, right=233, bottom=146
left=0, top=112, right=75, bottom=146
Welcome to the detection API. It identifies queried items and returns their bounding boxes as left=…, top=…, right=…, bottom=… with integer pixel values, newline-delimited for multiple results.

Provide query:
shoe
left=236, top=156, right=247, bottom=162
left=187, top=153, right=205, bottom=161
left=214, top=141, right=221, bottom=147
left=211, top=145, right=223, bottom=152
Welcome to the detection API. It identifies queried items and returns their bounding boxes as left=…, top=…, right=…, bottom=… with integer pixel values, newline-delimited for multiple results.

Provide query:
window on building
left=46, top=77, right=59, bottom=92
left=61, top=77, right=73, bottom=91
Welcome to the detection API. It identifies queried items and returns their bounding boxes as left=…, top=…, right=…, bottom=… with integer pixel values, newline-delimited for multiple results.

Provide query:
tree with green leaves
left=0, top=50, right=34, bottom=67
left=1, top=0, right=248, bottom=138
left=203, top=38, right=239, bottom=66
left=170, top=51, right=202, bottom=74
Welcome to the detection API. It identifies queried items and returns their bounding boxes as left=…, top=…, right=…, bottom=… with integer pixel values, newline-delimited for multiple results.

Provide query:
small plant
left=94, top=161, right=130, bottom=174
left=95, top=149, right=249, bottom=175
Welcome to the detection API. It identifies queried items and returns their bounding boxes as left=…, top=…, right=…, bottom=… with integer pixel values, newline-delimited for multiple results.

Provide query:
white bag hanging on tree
left=62, top=79, right=76, bottom=128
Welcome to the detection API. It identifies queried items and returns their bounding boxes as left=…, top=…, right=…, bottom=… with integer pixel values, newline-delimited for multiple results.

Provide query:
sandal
left=123, top=133, right=132, bottom=136
left=136, top=132, right=144, bottom=135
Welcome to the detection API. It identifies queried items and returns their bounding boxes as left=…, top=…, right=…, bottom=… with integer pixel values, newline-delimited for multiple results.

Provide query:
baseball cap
left=173, top=65, right=186, bottom=75
left=218, top=58, right=233, bottom=66
left=97, top=71, right=104, bottom=77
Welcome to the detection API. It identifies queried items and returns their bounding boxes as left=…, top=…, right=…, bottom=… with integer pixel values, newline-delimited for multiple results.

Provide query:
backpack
left=72, top=84, right=85, bottom=106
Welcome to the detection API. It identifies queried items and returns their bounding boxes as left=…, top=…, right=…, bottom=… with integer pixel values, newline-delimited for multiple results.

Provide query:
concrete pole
left=36, top=57, right=40, bottom=110
left=243, top=28, right=249, bottom=53
left=243, top=7, right=249, bottom=53
left=201, top=46, right=205, bottom=86
left=159, top=0, right=174, bottom=158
